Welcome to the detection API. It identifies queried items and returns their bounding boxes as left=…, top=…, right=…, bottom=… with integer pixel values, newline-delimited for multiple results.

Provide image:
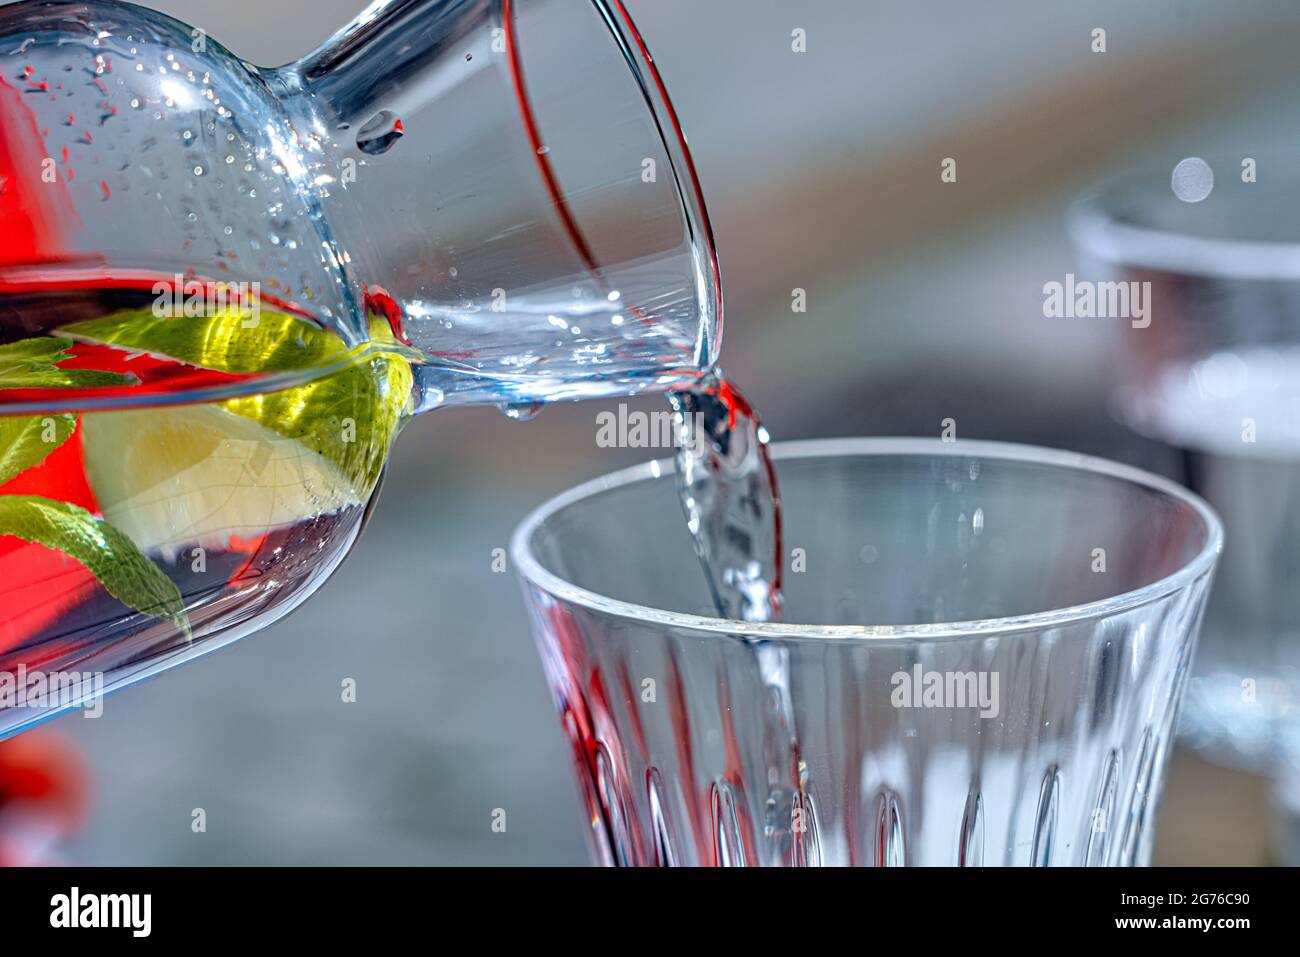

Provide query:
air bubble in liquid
left=356, top=110, right=404, bottom=155
left=500, top=401, right=542, bottom=422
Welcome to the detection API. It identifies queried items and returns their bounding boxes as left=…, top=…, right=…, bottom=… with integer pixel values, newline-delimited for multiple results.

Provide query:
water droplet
left=500, top=401, right=542, bottom=422
left=356, top=110, right=404, bottom=155
left=1171, top=157, right=1213, bottom=203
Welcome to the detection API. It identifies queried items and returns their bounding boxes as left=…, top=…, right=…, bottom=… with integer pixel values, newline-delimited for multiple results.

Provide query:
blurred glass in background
left=1072, top=166, right=1300, bottom=770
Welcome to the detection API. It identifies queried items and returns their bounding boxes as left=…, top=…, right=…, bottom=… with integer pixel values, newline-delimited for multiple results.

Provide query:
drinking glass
left=1071, top=159, right=1300, bottom=771
left=512, top=439, right=1221, bottom=866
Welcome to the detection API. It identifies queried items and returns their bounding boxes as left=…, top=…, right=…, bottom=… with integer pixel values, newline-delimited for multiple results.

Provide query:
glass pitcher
left=0, top=0, right=720, bottom=736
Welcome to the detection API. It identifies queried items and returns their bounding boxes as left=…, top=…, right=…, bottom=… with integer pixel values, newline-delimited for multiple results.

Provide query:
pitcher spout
left=277, top=0, right=722, bottom=412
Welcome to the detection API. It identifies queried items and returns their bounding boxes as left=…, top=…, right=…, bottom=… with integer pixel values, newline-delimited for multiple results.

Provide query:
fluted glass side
left=512, top=439, right=1222, bottom=866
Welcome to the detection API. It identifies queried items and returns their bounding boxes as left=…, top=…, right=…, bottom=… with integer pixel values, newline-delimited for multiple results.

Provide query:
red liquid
left=669, top=370, right=784, bottom=622
left=0, top=279, right=386, bottom=737
left=0, top=272, right=347, bottom=411
left=1, top=505, right=366, bottom=673
left=0, top=383, right=372, bottom=731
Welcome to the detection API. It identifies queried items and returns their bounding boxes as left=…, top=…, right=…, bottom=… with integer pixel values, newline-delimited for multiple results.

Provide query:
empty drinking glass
left=512, top=439, right=1221, bottom=866
left=1072, top=159, right=1300, bottom=771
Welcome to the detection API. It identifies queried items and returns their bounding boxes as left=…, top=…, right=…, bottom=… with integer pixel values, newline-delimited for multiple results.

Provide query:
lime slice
left=80, top=403, right=363, bottom=560
left=60, top=306, right=415, bottom=500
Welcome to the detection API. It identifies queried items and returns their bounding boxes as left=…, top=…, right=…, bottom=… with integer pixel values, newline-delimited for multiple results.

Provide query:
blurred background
left=10, top=0, right=1300, bottom=864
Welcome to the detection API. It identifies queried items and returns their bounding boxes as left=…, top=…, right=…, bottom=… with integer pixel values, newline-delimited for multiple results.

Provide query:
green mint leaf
left=57, top=309, right=416, bottom=496
left=0, top=339, right=68, bottom=362
left=56, top=306, right=352, bottom=374
left=0, top=413, right=77, bottom=484
left=0, top=337, right=138, bottom=391
left=0, top=495, right=191, bottom=639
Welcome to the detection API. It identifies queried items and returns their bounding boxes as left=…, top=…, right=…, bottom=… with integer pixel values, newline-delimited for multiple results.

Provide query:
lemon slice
left=80, top=403, right=363, bottom=561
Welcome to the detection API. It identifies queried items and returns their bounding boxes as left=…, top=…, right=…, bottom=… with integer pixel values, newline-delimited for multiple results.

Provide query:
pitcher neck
left=288, top=0, right=489, bottom=128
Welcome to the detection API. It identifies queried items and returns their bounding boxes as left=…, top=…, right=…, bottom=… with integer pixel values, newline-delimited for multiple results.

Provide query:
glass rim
left=505, top=0, right=723, bottom=364
left=1068, top=167, right=1300, bottom=281
left=510, top=437, right=1224, bottom=644
left=585, top=0, right=723, bottom=365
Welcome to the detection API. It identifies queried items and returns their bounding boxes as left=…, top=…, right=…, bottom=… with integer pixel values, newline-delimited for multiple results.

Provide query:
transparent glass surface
left=512, top=439, right=1222, bottom=866
left=0, top=0, right=719, bottom=414
left=1072, top=160, right=1300, bottom=770
left=0, top=0, right=719, bottom=738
